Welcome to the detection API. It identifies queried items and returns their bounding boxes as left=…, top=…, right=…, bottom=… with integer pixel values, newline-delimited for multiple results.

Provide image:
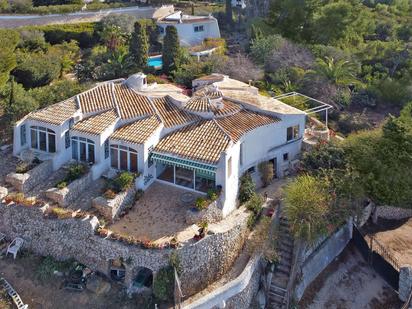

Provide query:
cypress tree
left=129, top=21, right=149, bottom=69
left=162, top=26, right=180, bottom=75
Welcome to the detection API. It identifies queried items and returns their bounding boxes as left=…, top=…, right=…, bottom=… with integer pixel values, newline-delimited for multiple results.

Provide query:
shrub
left=66, top=163, right=87, bottom=182
left=246, top=193, right=264, bottom=214
left=239, top=173, right=255, bottom=204
left=15, top=161, right=30, bottom=173
left=247, top=212, right=257, bottom=230
left=207, top=189, right=218, bottom=201
left=36, top=256, right=74, bottom=282
left=56, top=181, right=67, bottom=189
left=103, top=189, right=116, bottom=199
left=153, top=266, right=174, bottom=302
left=49, top=207, right=72, bottom=219
left=113, top=172, right=135, bottom=192
left=195, top=197, right=209, bottom=210
left=258, top=161, right=274, bottom=187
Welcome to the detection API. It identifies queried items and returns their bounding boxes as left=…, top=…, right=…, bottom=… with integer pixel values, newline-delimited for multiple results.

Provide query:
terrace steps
left=268, top=215, right=294, bottom=309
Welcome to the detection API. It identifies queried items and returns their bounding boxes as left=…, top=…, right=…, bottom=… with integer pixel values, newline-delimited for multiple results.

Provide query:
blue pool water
left=148, top=56, right=163, bottom=68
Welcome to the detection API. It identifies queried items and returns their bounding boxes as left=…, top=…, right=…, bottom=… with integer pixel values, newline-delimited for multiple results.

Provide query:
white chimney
left=126, top=73, right=147, bottom=91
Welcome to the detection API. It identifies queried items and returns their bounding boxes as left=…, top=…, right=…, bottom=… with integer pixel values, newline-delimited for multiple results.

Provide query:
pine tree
left=162, top=26, right=180, bottom=75
left=129, top=21, right=149, bottom=69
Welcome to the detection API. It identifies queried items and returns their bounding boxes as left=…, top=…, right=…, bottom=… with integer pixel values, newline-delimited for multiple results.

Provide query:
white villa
left=156, top=11, right=221, bottom=46
left=13, top=73, right=306, bottom=216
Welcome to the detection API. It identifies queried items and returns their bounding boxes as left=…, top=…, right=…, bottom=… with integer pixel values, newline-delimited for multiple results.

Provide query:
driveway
left=0, top=5, right=171, bottom=28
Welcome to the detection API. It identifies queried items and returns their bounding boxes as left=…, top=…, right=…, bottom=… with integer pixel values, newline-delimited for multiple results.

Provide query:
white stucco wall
left=157, top=19, right=221, bottom=46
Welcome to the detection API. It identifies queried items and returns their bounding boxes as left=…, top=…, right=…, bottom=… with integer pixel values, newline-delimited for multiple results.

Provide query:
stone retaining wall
left=45, top=172, right=93, bottom=207
left=92, top=187, right=136, bottom=220
left=376, top=206, right=412, bottom=221
left=5, top=160, right=53, bottom=193
left=184, top=255, right=262, bottom=309
left=0, top=202, right=249, bottom=298
left=294, top=219, right=353, bottom=301
left=399, top=266, right=412, bottom=303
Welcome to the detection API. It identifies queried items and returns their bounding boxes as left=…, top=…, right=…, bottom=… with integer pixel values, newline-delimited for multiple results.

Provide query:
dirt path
left=299, top=243, right=402, bottom=309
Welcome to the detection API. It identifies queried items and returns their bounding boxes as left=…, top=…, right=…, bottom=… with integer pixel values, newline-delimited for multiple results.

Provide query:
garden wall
left=92, top=187, right=136, bottom=220
left=0, top=202, right=249, bottom=298
left=45, top=172, right=93, bottom=207
left=399, top=265, right=412, bottom=303
left=5, top=160, right=53, bottom=193
left=376, top=206, right=412, bottom=221
left=183, top=255, right=262, bottom=309
left=294, top=219, right=353, bottom=301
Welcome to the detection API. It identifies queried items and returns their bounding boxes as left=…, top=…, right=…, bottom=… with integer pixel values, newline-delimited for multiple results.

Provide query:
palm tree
left=308, top=56, right=360, bottom=87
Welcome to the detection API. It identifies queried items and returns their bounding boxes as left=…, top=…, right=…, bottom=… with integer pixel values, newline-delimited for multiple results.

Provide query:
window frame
left=194, top=25, right=205, bottom=33
left=71, top=136, right=95, bottom=163
left=287, top=125, right=300, bottom=142
left=110, top=144, right=138, bottom=173
left=30, top=125, right=56, bottom=153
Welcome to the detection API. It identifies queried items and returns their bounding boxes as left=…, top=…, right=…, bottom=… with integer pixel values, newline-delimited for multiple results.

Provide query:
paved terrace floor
left=109, top=181, right=203, bottom=244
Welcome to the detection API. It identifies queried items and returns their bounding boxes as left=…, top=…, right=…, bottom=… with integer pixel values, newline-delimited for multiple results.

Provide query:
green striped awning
left=150, top=152, right=216, bottom=176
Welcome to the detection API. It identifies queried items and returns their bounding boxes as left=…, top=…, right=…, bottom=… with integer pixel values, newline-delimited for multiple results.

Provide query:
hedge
left=20, top=23, right=98, bottom=48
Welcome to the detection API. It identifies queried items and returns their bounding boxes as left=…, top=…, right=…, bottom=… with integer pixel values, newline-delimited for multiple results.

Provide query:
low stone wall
left=0, top=202, right=249, bottom=298
left=399, top=266, right=412, bottom=302
left=184, top=255, right=262, bottom=309
left=5, top=160, right=53, bottom=193
left=355, top=202, right=373, bottom=227
left=45, top=172, right=93, bottom=207
left=92, top=187, right=136, bottom=220
left=185, top=201, right=223, bottom=225
left=376, top=206, right=412, bottom=221
left=294, top=219, right=353, bottom=301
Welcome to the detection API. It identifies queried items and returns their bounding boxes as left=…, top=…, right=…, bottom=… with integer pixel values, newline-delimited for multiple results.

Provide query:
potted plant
left=170, top=237, right=179, bottom=249
left=198, top=220, right=208, bottom=238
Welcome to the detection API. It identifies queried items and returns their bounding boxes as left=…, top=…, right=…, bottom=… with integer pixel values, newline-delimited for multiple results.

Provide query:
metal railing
left=365, top=234, right=400, bottom=271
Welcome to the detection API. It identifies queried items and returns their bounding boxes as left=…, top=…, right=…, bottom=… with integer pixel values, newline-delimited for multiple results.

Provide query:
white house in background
left=232, top=0, right=246, bottom=9
left=156, top=11, right=221, bottom=46
left=13, top=73, right=306, bottom=217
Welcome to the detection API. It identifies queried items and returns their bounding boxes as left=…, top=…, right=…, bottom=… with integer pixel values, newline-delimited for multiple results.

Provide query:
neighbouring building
left=156, top=11, right=221, bottom=46
left=13, top=73, right=306, bottom=217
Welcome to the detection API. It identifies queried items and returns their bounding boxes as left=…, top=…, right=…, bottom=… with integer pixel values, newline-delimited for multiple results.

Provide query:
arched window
left=110, top=144, right=138, bottom=173
left=71, top=136, right=95, bottom=163
left=30, top=126, right=56, bottom=153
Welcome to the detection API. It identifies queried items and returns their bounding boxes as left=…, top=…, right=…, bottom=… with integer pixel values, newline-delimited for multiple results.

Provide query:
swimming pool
left=148, top=55, right=162, bottom=68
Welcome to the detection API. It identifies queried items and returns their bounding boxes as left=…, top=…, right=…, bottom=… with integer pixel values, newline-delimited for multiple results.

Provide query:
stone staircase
left=268, top=215, right=295, bottom=309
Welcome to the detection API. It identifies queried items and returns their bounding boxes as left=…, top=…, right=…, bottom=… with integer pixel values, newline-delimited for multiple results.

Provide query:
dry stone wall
left=92, top=187, right=136, bottom=220
left=0, top=202, right=249, bottom=297
left=6, top=160, right=53, bottom=193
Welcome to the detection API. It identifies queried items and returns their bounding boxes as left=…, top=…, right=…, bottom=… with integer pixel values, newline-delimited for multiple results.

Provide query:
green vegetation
left=162, top=26, right=181, bottom=75
left=104, top=171, right=136, bottom=198
left=129, top=21, right=149, bottom=70
left=55, top=163, right=88, bottom=188
left=153, top=266, right=174, bottom=302
left=36, top=256, right=74, bottom=282
left=239, top=172, right=256, bottom=204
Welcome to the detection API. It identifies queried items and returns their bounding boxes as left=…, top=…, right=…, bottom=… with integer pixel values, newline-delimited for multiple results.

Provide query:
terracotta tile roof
left=185, top=97, right=210, bottom=113
left=110, top=116, right=161, bottom=145
left=193, top=86, right=223, bottom=99
left=72, top=109, right=118, bottom=135
left=184, top=97, right=242, bottom=117
left=151, top=96, right=200, bottom=128
left=77, top=83, right=116, bottom=114
left=216, top=110, right=281, bottom=142
left=154, top=120, right=230, bottom=165
left=211, top=99, right=242, bottom=117
left=114, top=84, right=154, bottom=119
left=27, top=97, right=78, bottom=125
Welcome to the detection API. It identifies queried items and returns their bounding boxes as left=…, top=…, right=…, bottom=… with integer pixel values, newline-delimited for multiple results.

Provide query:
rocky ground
left=0, top=252, right=139, bottom=309
left=299, top=243, right=402, bottom=309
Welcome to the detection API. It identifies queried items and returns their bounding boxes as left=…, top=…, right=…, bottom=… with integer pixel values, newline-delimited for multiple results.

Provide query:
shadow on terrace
left=109, top=182, right=203, bottom=245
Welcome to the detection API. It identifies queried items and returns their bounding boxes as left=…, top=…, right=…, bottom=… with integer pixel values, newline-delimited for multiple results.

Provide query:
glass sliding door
left=71, top=136, right=95, bottom=164
left=175, top=166, right=194, bottom=189
left=110, top=144, right=138, bottom=172
left=195, top=171, right=216, bottom=193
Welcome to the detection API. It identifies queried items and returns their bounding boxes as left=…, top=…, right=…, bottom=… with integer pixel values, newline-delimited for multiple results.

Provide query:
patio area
left=109, top=181, right=203, bottom=244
